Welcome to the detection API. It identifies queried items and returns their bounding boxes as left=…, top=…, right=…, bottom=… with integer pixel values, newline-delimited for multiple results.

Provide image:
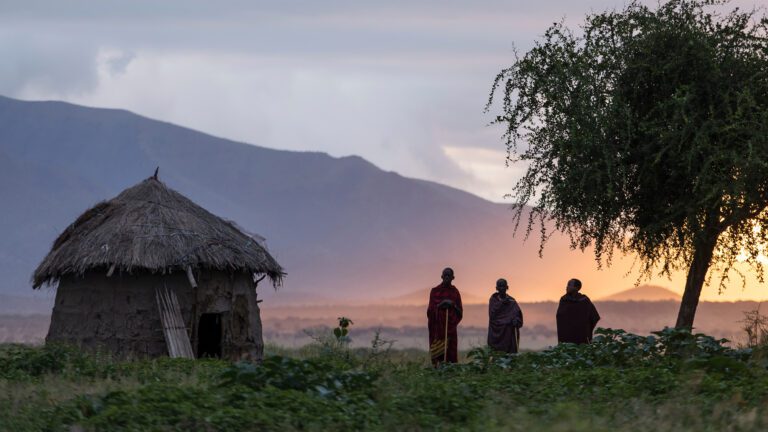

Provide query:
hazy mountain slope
left=378, top=288, right=486, bottom=306
left=601, top=285, right=681, bottom=301
left=0, top=147, right=103, bottom=292
left=0, top=96, right=621, bottom=303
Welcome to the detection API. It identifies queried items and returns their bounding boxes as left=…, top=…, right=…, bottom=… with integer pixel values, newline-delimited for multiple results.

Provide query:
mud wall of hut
left=46, top=270, right=264, bottom=360
left=47, top=272, right=183, bottom=357
left=192, top=271, right=264, bottom=361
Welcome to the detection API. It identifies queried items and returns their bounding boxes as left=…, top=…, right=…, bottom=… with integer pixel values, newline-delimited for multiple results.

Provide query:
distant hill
left=2, top=300, right=758, bottom=349
left=378, top=288, right=486, bottom=306
left=256, top=299, right=757, bottom=349
left=601, top=285, right=681, bottom=301
left=0, top=294, right=52, bottom=315
left=0, top=95, right=655, bottom=303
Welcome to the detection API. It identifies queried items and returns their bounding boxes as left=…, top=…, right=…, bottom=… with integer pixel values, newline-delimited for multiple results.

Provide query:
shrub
left=0, top=343, right=108, bottom=379
left=219, top=355, right=377, bottom=403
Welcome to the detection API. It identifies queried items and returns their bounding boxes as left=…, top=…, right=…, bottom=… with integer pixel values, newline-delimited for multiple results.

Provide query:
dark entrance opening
left=197, top=313, right=223, bottom=358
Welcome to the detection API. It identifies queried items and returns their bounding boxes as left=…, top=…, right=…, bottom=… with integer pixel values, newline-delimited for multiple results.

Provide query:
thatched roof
left=33, top=175, right=284, bottom=288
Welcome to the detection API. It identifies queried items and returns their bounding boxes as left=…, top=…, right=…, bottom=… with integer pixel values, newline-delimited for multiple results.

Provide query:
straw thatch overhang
left=32, top=176, right=284, bottom=288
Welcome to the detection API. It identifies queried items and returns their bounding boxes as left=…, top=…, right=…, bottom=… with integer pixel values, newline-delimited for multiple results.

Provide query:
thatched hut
left=32, top=174, right=284, bottom=360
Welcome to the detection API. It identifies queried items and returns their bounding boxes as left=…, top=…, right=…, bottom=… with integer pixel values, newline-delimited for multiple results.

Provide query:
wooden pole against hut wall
left=187, top=266, right=199, bottom=358
left=164, top=290, right=180, bottom=357
left=156, top=286, right=194, bottom=359
left=167, top=288, right=194, bottom=358
left=156, top=289, right=175, bottom=357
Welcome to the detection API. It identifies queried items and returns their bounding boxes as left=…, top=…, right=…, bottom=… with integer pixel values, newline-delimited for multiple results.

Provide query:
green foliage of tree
left=488, top=0, right=768, bottom=328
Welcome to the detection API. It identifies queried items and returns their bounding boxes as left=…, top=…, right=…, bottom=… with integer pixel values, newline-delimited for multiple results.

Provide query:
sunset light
left=3, top=1, right=768, bottom=429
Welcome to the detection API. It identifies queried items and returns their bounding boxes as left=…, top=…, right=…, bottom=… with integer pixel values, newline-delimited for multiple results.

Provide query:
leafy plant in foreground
left=475, top=327, right=752, bottom=371
left=4, top=334, right=768, bottom=432
left=0, top=343, right=111, bottom=379
left=333, top=316, right=354, bottom=342
left=219, top=355, right=377, bottom=402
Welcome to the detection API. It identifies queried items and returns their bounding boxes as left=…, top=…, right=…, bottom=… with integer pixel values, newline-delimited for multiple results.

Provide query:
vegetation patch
left=3, top=327, right=768, bottom=431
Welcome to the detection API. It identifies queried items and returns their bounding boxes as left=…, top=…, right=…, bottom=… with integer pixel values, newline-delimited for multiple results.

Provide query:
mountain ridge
left=0, top=95, right=650, bottom=303
left=600, top=285, right=681, bottom=302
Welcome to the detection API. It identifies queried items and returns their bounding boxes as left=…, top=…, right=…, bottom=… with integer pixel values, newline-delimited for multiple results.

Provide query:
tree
left=488, top=0, right=768, bottom=328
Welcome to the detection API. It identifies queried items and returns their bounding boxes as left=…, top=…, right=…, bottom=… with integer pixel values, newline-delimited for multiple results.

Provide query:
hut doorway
left=197, top=313, right=223, bottom=358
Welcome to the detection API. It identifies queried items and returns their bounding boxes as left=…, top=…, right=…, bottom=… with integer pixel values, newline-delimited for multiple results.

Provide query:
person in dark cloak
left=487, top=278, right=523, bottom=353
left=556, top=278, right=600, bottom=344
left=427, top=267, right=463, bottom=365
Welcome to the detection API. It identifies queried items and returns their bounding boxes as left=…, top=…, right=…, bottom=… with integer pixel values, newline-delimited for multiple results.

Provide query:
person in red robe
left=427, top=267, right=463, bottom=365
left=487, top=278, right=523, bottom=353
left=556, top=278, right=600, bottom=344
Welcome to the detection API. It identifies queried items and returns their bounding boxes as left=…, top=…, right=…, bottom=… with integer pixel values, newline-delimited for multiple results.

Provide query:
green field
left=2, top=328, right=768, bottom=431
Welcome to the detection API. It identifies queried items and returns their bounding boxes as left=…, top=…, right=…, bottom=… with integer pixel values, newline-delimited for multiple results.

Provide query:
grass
left=2, top=328, right=768, bottom=431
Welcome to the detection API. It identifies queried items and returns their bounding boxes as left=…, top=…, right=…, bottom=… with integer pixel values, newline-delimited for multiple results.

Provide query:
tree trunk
left=675, top=235, right=718, bottom=329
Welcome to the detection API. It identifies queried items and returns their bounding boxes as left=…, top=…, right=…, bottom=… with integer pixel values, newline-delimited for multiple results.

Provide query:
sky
left=1, top=0, right=759, bottom=203
left=2, top=0, right=766, bottom=302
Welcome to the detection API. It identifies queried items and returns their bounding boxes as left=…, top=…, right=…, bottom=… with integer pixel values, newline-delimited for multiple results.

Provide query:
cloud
left=48, top=50, right=486, bottom=191
left=443, top=145, right=524, bottom=200
left=104, top=50, right=136, bottom=77
left=0, top=29, right=99, bottom=96
left=2, top=0, right=764, bottom=202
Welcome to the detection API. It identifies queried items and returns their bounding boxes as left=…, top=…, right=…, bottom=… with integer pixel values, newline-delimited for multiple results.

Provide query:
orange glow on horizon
left=436, top=253, right=768, bottom=304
